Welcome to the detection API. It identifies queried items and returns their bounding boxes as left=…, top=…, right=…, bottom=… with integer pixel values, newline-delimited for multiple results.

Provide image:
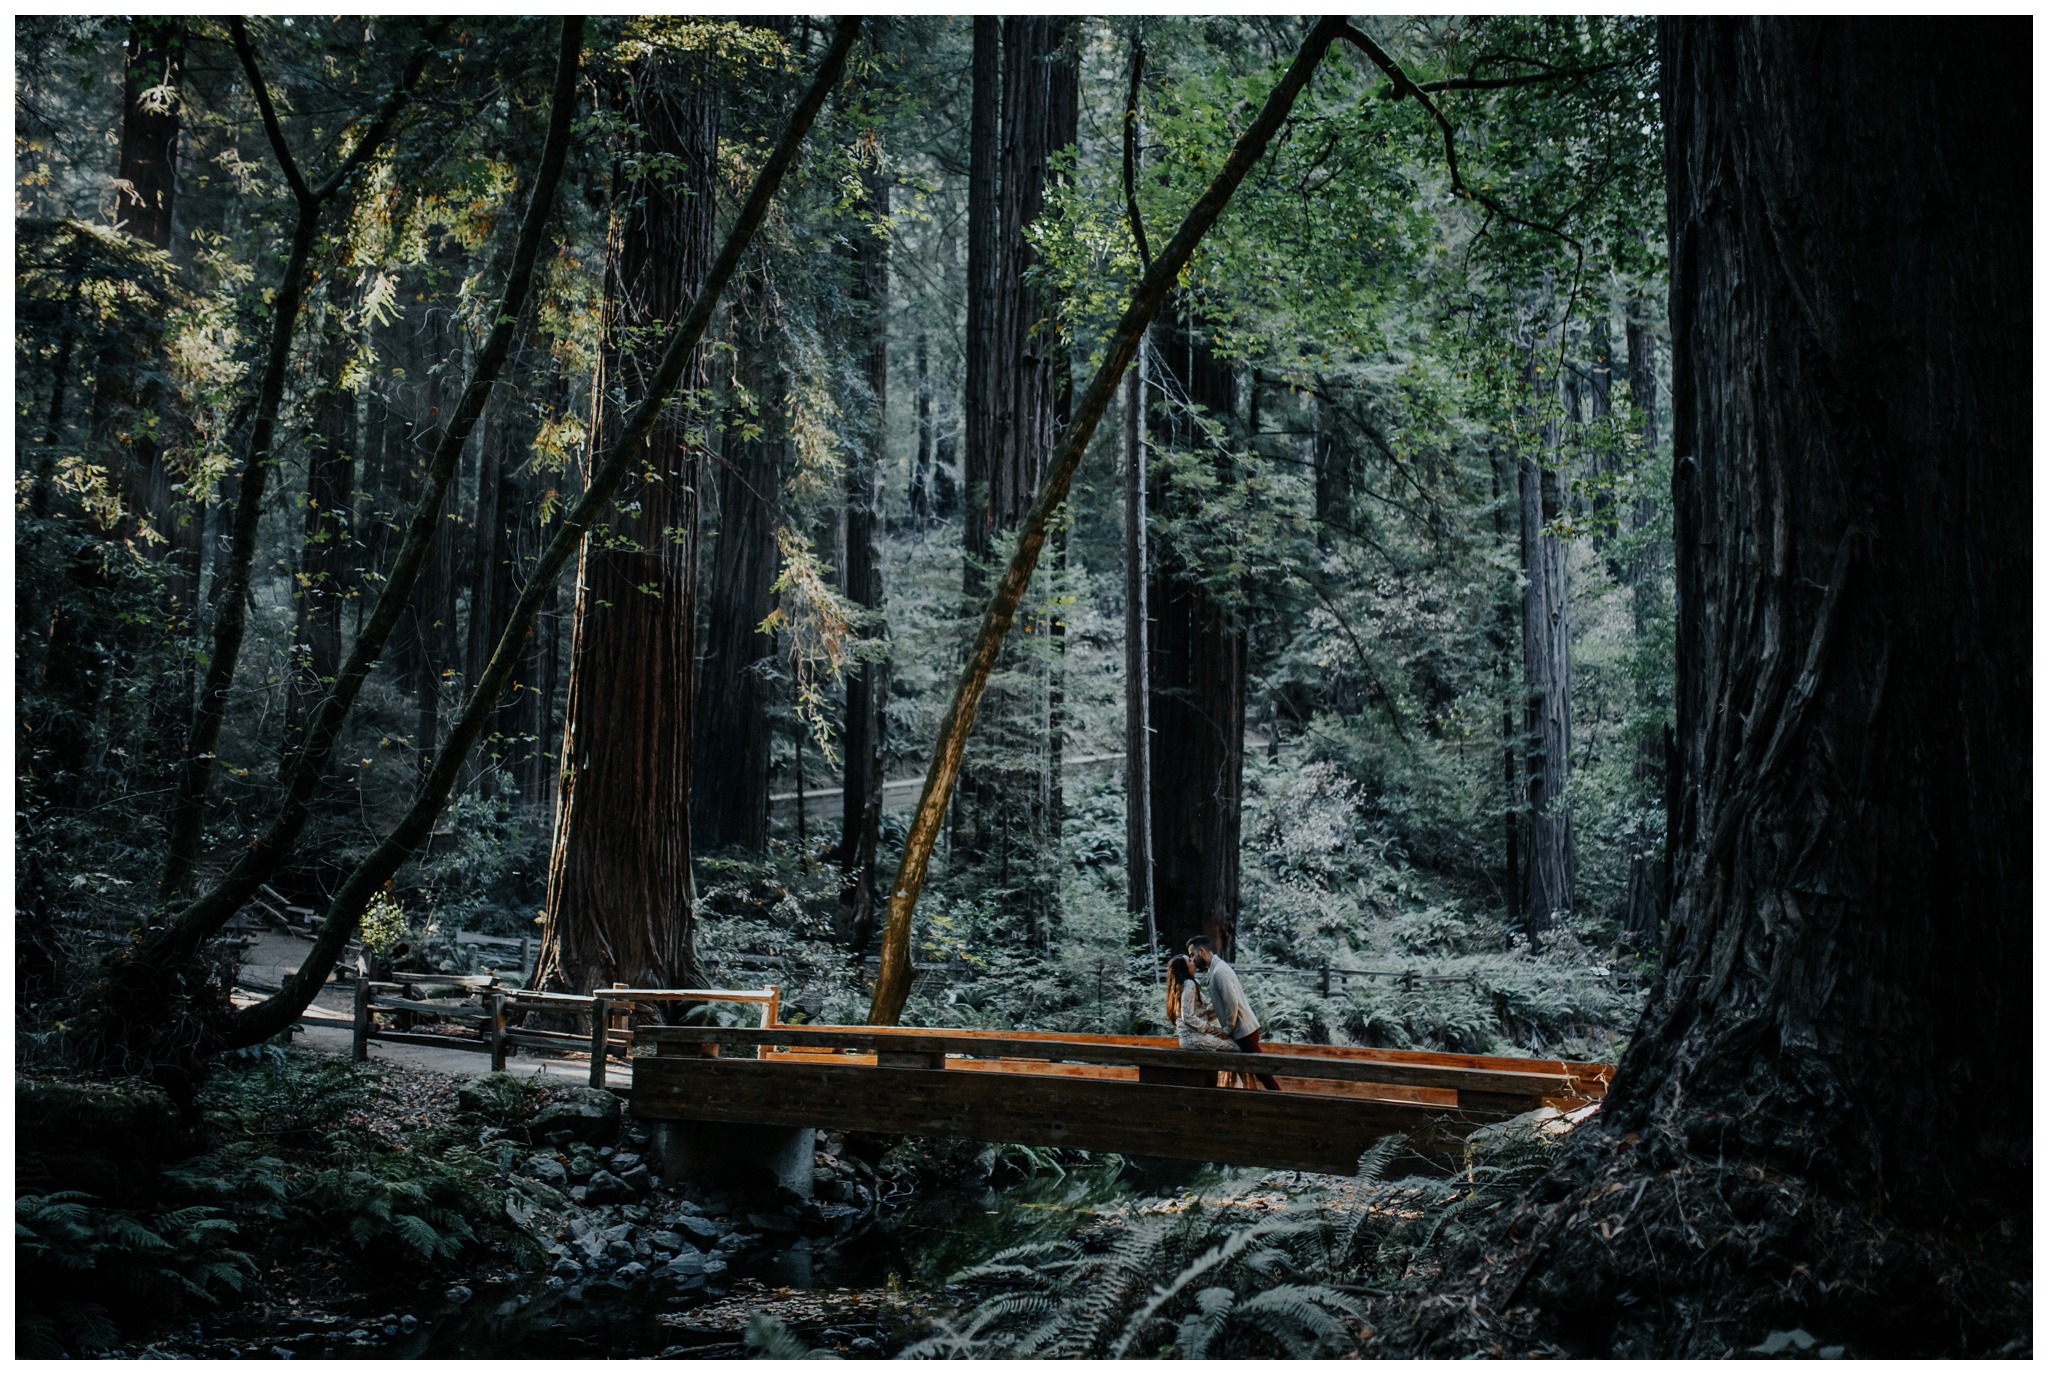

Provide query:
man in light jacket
left=1188, top=936, right=1281, bottom=1091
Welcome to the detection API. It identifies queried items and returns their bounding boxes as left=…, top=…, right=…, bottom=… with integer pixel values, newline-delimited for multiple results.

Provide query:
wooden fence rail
left=340, top=957, right=780, bottom=1086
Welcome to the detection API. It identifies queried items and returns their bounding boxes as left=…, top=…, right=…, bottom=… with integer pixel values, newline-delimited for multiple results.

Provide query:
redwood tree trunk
left=1148, top=303, right=1245, bottom=957
left=1423, top=18, right=2029, bottom=1358
left=961, top=17, right=1000, bottom=598
left=692, top=274, right=784, bottom=855
left=288, top=278, right=357, bottom=748
left=1621, top=302, right=1670, bottom=945
left=1516, top=339, right=1574, bottom=945
left=837, top=167, right=890, bottom=948
left=957, top=17, right=1076, bottom=899
left=1122, top=337, right=1155, bottom=951
left=536, top=51, right=717, bottom=994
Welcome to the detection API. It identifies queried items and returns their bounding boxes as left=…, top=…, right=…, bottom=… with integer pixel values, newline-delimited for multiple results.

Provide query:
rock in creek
left=672, top=1213, right=722, bottom=1244
left=521, top=1155, right=569, bottom=1186
left=584, top=1169, right=635, bottom=1204
left=527, top=1087, right=621, bottom=1146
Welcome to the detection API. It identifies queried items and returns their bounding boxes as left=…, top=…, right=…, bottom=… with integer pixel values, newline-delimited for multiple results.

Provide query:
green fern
left=16, top=1190, right=255, bottom=1355
left=743, top=1312, right=840, bottom=1359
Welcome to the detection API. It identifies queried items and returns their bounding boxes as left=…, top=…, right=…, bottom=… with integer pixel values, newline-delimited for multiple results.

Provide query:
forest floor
left=88, top=1046, right=923, bottom=1359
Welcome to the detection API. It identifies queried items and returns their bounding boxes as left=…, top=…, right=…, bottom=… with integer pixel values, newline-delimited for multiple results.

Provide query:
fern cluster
left=16, top=1187, right=257, bottom=1357
left=903, top=1177, right=1368, bottom=1359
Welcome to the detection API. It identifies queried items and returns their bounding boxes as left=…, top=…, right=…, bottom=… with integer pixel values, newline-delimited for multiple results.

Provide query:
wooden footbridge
left=630, top=1015, right=1611, bottom=1175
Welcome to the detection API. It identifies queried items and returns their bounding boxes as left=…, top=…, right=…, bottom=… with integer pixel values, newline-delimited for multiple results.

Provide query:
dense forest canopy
left=14, top=14, right=2026, bottom=1360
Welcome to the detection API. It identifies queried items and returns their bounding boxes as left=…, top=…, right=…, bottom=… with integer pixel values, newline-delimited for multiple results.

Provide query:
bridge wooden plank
left=636, top=1020, right=1607, bottom=1096
left=757, top=1051, right=1466, bottom=1106
left=635, top=1026, right=1577, bottom=1101
left=630, top=1057, right=1493, bottom=1172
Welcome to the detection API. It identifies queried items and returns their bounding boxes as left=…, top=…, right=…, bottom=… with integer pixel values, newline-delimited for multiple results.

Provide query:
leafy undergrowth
left=16, top=1050, right=556, bottom=1357
left=745, top=1112, right=1583, bottom=1360
left=693, top=767, right=1645, bottom=1066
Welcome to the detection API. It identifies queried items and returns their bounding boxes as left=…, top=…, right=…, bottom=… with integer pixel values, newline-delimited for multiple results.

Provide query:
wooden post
left=351, top=951, right=370, bottom=1062
left=588, top=993, right=610, bottom=1088
left=761, top=984, right=780, bottom=1030
left=1319, top=957, right=1331, bottom=999
left=488, top=987, right=507, bottom=1072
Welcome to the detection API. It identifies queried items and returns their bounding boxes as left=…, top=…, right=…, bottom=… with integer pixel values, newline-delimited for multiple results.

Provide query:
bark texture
left=1621, top=304, right=1670, bottom=944
left=1148, top=303, right=1245, bottom=957
left=1516, top=342, right=1575, bottom=944
left=837, top=167, right=890, bottom=949
left=1122, top=340, right=1155, bottom=951
left=288, top=277, right=357, bottom=747
left=693, top=274, right=784, bottom=855
left=536, top=51, right=718, bottom=994
left=1402, top=18, right=2030, bottom=1358
left=960, top=17, right=1000, bottom=595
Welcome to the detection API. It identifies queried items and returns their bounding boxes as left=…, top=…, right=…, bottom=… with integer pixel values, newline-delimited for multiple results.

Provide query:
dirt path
left=237, top=932, right=628, bottom=1089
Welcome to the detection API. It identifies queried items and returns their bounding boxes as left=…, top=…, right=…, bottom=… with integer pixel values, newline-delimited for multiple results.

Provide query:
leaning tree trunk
left=1515, top=333, right=1575, bottom=947
left=534, top=49, right=719, bottom=995
left=836, top=164, right=890, bottom=949
left=692, top=272, right=785, bottom=855
left=866, top=18, right=1352, bottom=1024
left=215, top=21, right=863, bottom=1060
left=1410, top=18, right=2029, bottom=1359
left=1148, top=302, right=1247, bottom=958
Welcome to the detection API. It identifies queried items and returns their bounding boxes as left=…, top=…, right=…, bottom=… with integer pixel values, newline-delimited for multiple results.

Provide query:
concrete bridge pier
left=648, top=1119, right=815, bottom=1199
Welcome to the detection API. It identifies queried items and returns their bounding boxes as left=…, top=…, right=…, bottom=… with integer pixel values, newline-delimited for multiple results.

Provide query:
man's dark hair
left=1187, top=935, right=1214, bottom=953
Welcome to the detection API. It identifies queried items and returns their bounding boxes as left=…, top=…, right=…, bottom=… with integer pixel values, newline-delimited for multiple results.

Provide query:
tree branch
left=1413, top=59, right=1632, bottom=94
left=143, top=18, right=585, bottom=969
left=228, top=18, right=309, bottom=207
left=1122, top=24, right=1150, bottom=268
left=222, top=16, right=864, bottom=1050
left=866, top=15, right=1354, bottom=1026
left=311, top=24, right=439, bottom=202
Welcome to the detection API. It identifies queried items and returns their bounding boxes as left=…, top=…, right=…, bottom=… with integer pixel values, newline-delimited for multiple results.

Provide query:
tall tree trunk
left=961, top=16, right=1000, bottom=601
left=692, top=273, right=784, bottom=855
left=837, top=165, right=891, bottom=949
left=113, top=19, right=203, bottom=776
left=1487, top=445, right=1523, bottom=916
left=535, top=47, right=718, bottom=995
left=1147, top=302, right=1246, bottom=958
left=287, top=277, right=357, bottom=754
left=1122, top=340, right=1155, bottom=954
left=1516, top=334, right=1575, bottom=946
left=1620, top=302, right=1669, bottom=945
left=959, top=17, right=1076, bottom=908
left=408, top=289, right=464, bottom=774
left=911, top=333, right=934, bottom=524
left=217, top=20, right=862, bottom=1056
left=1425, top=18, right=2029, bottom=1356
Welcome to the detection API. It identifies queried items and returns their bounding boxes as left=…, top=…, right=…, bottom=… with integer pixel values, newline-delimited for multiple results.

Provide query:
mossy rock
left=457, top=1072, right=533, bottom=1124
left=528, top=1086, right=621, bottom=1145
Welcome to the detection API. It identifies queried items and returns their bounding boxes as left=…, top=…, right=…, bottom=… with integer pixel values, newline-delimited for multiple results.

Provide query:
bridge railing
left=337, top=964, right=782, bottom=1086
left=634, top=1023, right=1601, bottom=1114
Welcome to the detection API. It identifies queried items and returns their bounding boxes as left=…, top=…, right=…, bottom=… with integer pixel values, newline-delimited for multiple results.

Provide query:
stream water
left=379, top=1158, right=1227, bottom=1359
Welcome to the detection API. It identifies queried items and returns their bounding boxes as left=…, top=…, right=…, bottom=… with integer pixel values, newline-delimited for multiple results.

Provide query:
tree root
left=1365, top=1110, right=2031, bottom=1358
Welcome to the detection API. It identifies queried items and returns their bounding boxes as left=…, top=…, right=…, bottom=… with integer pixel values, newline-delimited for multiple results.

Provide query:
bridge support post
left=647, top=1121, right=815, bottom=1200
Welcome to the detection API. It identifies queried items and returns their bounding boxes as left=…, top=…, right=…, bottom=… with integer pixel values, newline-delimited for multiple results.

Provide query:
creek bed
left=189, top=1158, right=1228, bottom=1360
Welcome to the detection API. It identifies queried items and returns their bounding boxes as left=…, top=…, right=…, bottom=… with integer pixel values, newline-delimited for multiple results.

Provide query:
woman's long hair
left=1165, top=954, right=1196, bottom=1021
